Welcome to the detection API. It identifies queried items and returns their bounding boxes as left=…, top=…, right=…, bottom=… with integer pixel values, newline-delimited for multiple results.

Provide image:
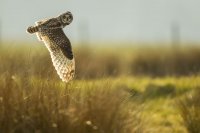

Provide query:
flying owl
left=26, top=11, right=75, bottom=83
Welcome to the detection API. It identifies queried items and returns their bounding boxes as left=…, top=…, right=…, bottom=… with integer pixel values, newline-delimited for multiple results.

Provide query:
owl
left=26, top=11, right=75, bottom=83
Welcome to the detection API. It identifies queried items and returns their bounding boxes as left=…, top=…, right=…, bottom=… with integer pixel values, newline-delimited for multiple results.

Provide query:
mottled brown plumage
left=27, top=12, right=75, bottom=82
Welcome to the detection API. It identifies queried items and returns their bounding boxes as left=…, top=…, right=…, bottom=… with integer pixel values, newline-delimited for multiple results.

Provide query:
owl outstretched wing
left=52, top=29, right=74, bottom=60
left=41, top=28, right=75, bottom=83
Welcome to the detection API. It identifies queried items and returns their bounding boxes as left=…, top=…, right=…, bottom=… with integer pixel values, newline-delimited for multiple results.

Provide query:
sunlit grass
left=0, top=75, right=144, bottom=133
left=1, top=42, right=200, bottom=132
left=1, top=74, right=200, bottom=132
left=177, top=88, right=200, bottom=133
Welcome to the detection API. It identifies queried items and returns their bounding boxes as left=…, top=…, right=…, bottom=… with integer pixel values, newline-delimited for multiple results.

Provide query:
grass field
left=0, top=42, right=200, bottom=133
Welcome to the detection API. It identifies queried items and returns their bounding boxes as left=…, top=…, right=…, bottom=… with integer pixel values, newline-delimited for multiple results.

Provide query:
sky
left=1, top=0, right=200, bottom=43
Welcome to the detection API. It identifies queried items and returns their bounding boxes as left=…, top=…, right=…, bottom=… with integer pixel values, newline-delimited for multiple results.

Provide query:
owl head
left=58, top=11, right=73, bottom=28
left=27, top=11, right=73, bottom=34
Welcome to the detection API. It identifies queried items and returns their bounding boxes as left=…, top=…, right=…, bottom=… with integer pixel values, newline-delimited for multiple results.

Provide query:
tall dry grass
left=1, top=43, right=200, bottom=79
left=0, top=74, right=143, bottom=133
left=130, top=47, right=200, bottom=76
left=177, top=88, right=200, bottom=133
left=1, top=42, right=200, bottom=132
left=0, top=43, right=144, bottom=132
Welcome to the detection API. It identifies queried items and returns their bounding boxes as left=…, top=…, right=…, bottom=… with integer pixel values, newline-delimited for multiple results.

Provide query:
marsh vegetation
left=0, top=42, right=200, bottom=133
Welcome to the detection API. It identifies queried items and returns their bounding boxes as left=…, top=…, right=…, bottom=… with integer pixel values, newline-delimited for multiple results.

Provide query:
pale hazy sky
left=1, top=0, right=200, bottom=42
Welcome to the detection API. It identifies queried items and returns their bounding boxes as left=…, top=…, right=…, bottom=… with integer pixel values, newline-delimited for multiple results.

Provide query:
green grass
left=1, top=75, right=200, bottom=132
left=177, top=88, right=200, bottom=133
left=1, top=42, right=200, bottom=132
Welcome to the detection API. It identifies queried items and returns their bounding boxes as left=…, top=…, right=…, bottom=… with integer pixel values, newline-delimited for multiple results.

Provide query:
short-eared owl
left=26, top=11, right=75, bottom=83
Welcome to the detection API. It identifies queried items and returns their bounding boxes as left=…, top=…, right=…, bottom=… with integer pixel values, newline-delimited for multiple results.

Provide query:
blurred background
left=1, top=1, right=200, bottom=133
left=1, top=0, right=200, bottom=43
left=1, top=0, right=200, bottom=78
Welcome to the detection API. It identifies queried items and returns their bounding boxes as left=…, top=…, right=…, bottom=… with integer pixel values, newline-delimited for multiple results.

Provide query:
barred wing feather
left=40, top=29, right=75, bottom=83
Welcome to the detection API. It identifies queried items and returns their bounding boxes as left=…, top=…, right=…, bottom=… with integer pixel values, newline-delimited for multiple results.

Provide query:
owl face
left=58, top=12, right=73, bottom=27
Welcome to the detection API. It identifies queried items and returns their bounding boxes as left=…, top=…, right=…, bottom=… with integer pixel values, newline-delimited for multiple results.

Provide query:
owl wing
left=41, top=28, right=75, bottom=83
left=35, top=20, right=49, bottom=41
left=54, top=29, right=74, bottom=60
